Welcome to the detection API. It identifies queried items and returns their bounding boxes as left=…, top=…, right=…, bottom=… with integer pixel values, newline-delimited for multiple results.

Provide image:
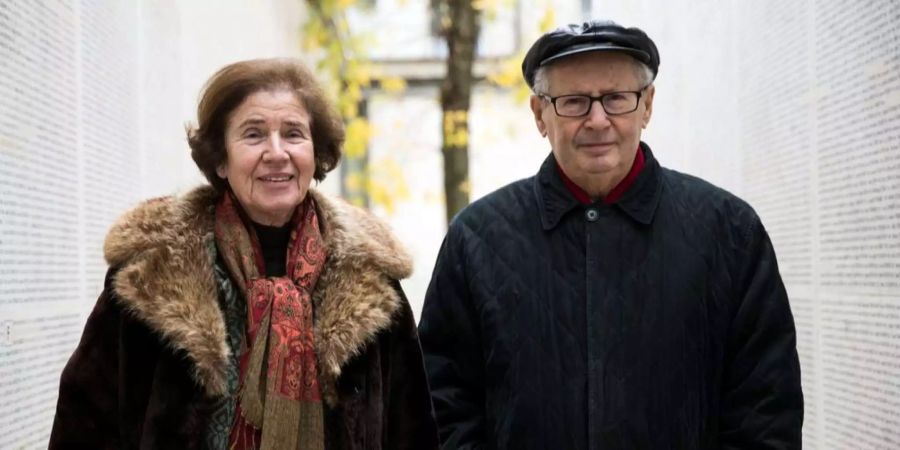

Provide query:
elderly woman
left=49, top=59, right=438, bottom=450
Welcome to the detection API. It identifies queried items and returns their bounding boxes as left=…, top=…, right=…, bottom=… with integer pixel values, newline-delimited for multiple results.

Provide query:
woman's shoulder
left=309, top=189, right=412, bottom=281
left=103, top=186, right=219, bottom=267
left=99, top=185, right=230, bottom=397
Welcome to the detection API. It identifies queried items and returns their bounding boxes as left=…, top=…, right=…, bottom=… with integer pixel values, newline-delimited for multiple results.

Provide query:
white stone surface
left=0, top=1, right=314, bottom=446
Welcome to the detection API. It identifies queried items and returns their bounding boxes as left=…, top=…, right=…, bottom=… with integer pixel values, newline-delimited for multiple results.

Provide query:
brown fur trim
left=104, top=186, right=228, bottom=397
left=103, top=186, right=412, bottom=403
left=307, top=191, right=412, bottom=404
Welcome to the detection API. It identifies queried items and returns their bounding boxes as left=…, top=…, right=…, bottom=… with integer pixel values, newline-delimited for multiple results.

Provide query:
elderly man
left=418, top=20, right=803, bottom=449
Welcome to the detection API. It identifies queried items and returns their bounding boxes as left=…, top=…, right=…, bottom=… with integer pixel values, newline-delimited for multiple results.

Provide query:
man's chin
left=577, top=143, right=618, bottom=155
left=579, top=156, right=618, bottom=174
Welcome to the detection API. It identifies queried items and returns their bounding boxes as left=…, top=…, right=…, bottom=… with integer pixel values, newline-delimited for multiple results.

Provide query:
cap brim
left=540, top=43, right=651, bottom=67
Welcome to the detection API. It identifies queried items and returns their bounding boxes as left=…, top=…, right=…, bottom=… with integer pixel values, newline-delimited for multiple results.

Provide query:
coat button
left=585, top=208, right=600, bottom=222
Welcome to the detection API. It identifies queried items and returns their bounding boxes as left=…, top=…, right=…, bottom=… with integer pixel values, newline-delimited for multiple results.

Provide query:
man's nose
left=584, top=100, right=611, bottom=128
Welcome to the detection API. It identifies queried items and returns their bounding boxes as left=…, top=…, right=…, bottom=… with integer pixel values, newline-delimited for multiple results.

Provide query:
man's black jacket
left=419, top=143, right=803, bottom=449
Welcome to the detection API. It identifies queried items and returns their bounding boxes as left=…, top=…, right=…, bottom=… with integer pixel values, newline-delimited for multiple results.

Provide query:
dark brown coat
left=49, top=186, right=439, bottom=450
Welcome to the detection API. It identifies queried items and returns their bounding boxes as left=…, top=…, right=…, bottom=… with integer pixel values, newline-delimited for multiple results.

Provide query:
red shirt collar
left=556, top=146, right=646, bottom=205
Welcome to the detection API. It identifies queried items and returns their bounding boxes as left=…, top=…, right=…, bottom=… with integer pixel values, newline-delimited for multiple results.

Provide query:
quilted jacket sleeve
left=720, top=218, right=804, bottom=449
left=418, top=224, right=488, bottom=449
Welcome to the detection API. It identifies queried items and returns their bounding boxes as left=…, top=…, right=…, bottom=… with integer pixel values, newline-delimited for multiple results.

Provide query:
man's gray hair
left=531, top=58, right=655, bottom=95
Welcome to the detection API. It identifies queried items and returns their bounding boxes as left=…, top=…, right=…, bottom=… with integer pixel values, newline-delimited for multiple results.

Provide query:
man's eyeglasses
left=539, top=86, right=648, bottom=117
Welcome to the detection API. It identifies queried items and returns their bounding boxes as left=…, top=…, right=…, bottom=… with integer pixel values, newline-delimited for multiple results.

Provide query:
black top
left=418, top=142, right=802, bottom=449
left=252, top=222, right=291, bottom=277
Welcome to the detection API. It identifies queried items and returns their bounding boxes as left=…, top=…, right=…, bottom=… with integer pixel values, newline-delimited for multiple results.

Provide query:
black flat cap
left=522, top=20, right=660, bottom=88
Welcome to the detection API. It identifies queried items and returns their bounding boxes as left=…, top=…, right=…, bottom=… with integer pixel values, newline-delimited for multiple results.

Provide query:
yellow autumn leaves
left=302, top=0, right=410, bottom=211
left=486, top=8, right=555, bottom=101
left=301, top=1, right=555, bottom=212
left=443, top=110, right=469, bottom=148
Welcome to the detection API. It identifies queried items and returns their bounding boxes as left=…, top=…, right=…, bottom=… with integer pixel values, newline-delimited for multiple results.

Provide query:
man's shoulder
left=659, top=167, right=759, bottom=223
left=449, top=176, right=536, bottom=231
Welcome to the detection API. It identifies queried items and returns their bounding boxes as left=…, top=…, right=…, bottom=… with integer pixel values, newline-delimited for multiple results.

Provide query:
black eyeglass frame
left=538, top=85, right=651, bottom=117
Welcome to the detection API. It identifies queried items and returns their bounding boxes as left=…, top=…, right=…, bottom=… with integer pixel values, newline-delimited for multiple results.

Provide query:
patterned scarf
left=215, top=191, right=326, bottom=450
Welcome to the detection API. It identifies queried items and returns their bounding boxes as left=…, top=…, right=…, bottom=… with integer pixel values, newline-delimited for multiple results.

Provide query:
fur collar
left=103, top=186, right=412, bottom=401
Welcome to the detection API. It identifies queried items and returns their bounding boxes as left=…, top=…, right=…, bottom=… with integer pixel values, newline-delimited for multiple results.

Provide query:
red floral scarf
left=215, top=192, right=326, bottom=450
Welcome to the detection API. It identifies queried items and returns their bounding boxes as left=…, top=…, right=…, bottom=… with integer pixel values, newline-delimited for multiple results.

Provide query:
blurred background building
left=1, top=0, right=898, bottom=447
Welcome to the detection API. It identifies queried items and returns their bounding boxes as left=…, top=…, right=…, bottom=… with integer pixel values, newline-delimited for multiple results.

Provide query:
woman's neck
left=252, top=221, right=291, bottom=277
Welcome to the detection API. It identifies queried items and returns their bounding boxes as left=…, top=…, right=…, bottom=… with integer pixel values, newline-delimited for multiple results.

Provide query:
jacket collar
left=102, top=185, right=412, bottom=399
left=534, top=141, right=662, bottom=230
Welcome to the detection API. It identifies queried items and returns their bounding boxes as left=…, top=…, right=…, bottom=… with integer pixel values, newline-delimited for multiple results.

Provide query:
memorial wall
left=0, top=2, right=136, bottom=446
left=598, top=0, right=899, bottom=447
left=0, top=1, right=305, bottom=447
left=736, top=1, right=900, bottom=447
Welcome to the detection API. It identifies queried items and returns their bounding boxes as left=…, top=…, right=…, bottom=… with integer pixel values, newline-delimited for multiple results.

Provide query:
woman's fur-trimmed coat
left=49, top=186, right=439, bottom=450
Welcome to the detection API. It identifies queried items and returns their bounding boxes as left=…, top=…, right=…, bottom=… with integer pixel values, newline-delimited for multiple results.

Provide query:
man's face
left=530, top=52, right=654, bottom=194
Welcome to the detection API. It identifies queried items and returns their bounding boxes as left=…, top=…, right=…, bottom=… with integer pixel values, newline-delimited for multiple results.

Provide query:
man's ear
left=530, top=95, right=548, bottom=137
left=641, top=84, right=655, bottom=129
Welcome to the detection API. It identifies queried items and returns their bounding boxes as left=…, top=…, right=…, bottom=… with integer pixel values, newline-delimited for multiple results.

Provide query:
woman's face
left=217, top=89, right=316, bottom=226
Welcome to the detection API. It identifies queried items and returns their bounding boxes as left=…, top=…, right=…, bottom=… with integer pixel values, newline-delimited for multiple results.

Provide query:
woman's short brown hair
left=187, top=58, right=344, bottom=191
